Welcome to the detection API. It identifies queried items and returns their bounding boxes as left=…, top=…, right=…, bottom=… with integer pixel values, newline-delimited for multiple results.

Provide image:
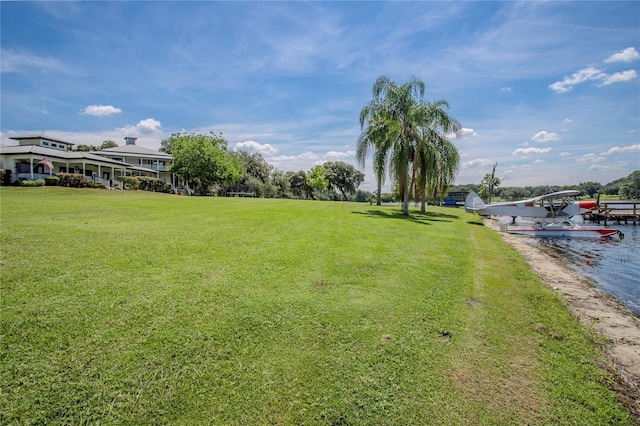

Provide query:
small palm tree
left=359, top=75, right=426, bottom=216
left=414, top=100, right=461, bottom=212
left=356, top=115, right=391, bottom=206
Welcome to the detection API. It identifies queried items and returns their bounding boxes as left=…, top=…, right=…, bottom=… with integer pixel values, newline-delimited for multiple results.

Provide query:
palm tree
left=359, top=75, right=426, bottom=216
left=428, top=135, right=460, bottom=209
left=414, top=100, right=461, bottom=212
left=356, top=115, right=392, bottom=206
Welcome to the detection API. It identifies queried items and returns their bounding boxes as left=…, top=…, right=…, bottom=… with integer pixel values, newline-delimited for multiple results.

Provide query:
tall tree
left=169, top=133, right=243, bottom=195
left=159, top=132, right=182, bottom=154
left=271, top=170, right=292, bottom=198
left=307, top=165, right=328, bottom=197
left=229, top=151, right=275, bottom=197
left=356, top=116, right=392, bottom=206
left=414, top=100, right=461, bottom=212
left=359, top=75, right=426, bottom=215
left=480, top=163, right=500, bottom=203
left=359, top=75, right=460, bottom=215
left=324, top=161, right=365, bottom=201
left=288, top=170, right=313, bottom=199
left=100, top=140, right=118, bottom=149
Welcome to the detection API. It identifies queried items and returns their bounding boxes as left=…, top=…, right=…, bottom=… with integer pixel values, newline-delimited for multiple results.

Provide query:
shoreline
left=483, top=218, right=640, bottom=419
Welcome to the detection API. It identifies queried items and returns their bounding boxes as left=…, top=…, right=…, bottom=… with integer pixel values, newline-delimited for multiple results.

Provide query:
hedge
left=45, top=176, right=60, bottom=186
left=121, top=176, right=171, bottom=192
left=20, top=179, right=46, bottom=187
left=57, top=173, right=87, bottom=188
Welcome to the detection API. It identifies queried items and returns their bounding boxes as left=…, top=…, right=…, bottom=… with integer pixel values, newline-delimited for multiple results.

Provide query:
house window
left=16, top=161, right=30, bottom=173
left=42, top=141, right=50, bottom=146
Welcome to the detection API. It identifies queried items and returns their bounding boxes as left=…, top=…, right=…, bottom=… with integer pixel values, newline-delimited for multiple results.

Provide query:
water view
left=530, top=224, right=639, bottom=315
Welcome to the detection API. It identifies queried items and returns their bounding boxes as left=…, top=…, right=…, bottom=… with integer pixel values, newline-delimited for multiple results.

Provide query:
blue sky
left=1, top=1, right=638, bottom=190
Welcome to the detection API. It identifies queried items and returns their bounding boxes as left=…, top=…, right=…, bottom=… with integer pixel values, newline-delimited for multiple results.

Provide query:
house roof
left=10, top=135, right=75, bottom=146
left=97, top=144, right=171, bottom=159
left=0, top=145, right=130, bottom=167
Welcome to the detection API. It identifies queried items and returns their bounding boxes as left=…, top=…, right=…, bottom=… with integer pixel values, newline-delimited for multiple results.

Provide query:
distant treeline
left=449, top=170, right=640, bottom=201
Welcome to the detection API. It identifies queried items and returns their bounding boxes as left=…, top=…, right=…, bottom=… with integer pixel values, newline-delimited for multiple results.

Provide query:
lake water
left=525, top=223, right=639, bottom=315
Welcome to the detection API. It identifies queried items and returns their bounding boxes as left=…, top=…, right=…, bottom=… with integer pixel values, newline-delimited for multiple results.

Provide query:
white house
left=92, top=137, right=174, bottom=185
left=0, top=135, right=174, bottom=189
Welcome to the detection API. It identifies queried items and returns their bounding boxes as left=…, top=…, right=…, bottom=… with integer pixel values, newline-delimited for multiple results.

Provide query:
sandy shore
left=483, top=218, right=640, bottom=419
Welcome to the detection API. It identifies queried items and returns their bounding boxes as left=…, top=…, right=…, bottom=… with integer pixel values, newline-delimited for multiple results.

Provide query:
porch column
left=29, top=156, right=34, bottom=179
left=82, top=161, right=86, bottom=176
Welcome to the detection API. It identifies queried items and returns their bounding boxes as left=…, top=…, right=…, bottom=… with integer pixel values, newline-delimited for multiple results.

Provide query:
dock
left=584, top=200, right=640, bottom=225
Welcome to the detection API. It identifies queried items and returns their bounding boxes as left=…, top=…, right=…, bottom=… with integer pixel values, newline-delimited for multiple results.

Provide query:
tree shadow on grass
left=467, top=221, right=485, bottom=226
left=352, top=209, right=458, bottom=225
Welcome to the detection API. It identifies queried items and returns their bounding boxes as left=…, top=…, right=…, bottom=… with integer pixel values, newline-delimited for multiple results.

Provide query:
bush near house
left=20, top=179, right=45, bottom=187
left=86, top=182, right=106, bottom=189
left=44, top=176, right=60, bottom=186
left=120, top=176, right=138, bottom=190
left=138, top=176, right=172, bottom=192
left=121, top=176, right=171, bottom=192
left=0, top=169, right=12, bottom=186
left=57, top=173, right=87, bottom=188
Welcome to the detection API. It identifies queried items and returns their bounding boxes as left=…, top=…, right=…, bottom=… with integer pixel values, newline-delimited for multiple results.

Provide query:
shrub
left=20, top=180, right=37, bottom=187
left=120, top=176, right=171, bottom=192
left=121, top=176, right=140, bottom=190
left=0, top=169, right=12, bottom=186
left=58, top=173, right=87, bottom=188
left=45, top=176, right=60, bottom=186
left=137, top=176, right=172, bottom=193
left=20, top=179, right=45, bottom=187
left=87, top=182, right=106, bottom=189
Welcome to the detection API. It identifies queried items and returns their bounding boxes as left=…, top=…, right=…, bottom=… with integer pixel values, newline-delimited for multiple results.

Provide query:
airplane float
left=464, top=190, right=624, bottom=239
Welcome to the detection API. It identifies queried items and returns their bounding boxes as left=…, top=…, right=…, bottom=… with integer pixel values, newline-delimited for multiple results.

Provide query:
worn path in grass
left=0, top=188, right=634, bottom=424
left=482, top=218, right=640, bottom=419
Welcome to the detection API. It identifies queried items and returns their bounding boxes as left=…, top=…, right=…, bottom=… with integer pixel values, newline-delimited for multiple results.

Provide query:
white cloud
left=602, top=144, right=640, bottom=155
left=533, top=159, right=544, bottom=164
left=271, top=151, right=319, bottom=163
left=325, top=150, right=355, bottom=159
left=531, top=131, right=560, bottom=143
left=563, top=118, right=573, bottom=124
left=588, top=164, right=612, bottom=171
left=549, top=66, right=606, bottom=93
left=604, top=47, right=640, bottom=63
left=576, top=153, right=606, bottom=163
left=549, top=56, right=638, bottom=93
left=559, top=152, right=571, bottom=158
left=498, top=87, right=512, bottom=94
left=234, top=140, right=278, bottom=155
left=0, top=48, right=68, bottom=73
left=458, top=128, right=477, bottom=137
left=512, top=147, right=552, bottom=156
left=462, top=158, right=493, bottom=168
left=118, top=118, right=162, bottom=135
left=82, top=105, right=122, bottom=117
left=600, top=69, right=637, bottom=85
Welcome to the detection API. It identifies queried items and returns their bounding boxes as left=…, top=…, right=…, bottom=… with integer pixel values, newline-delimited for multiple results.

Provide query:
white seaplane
left=464, top=190, right=624, bottom=239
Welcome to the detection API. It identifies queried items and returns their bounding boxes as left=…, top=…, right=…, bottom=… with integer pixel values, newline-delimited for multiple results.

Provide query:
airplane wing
left=497, top=190, right=582, bottom=206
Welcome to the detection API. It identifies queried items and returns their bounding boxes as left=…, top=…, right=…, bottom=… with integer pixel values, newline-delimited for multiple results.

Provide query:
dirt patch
left=483, top=218, right=640, bottom=419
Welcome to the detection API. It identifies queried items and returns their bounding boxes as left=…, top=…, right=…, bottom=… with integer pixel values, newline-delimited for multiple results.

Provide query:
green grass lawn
left=0, top=187, right=632, bottom=425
